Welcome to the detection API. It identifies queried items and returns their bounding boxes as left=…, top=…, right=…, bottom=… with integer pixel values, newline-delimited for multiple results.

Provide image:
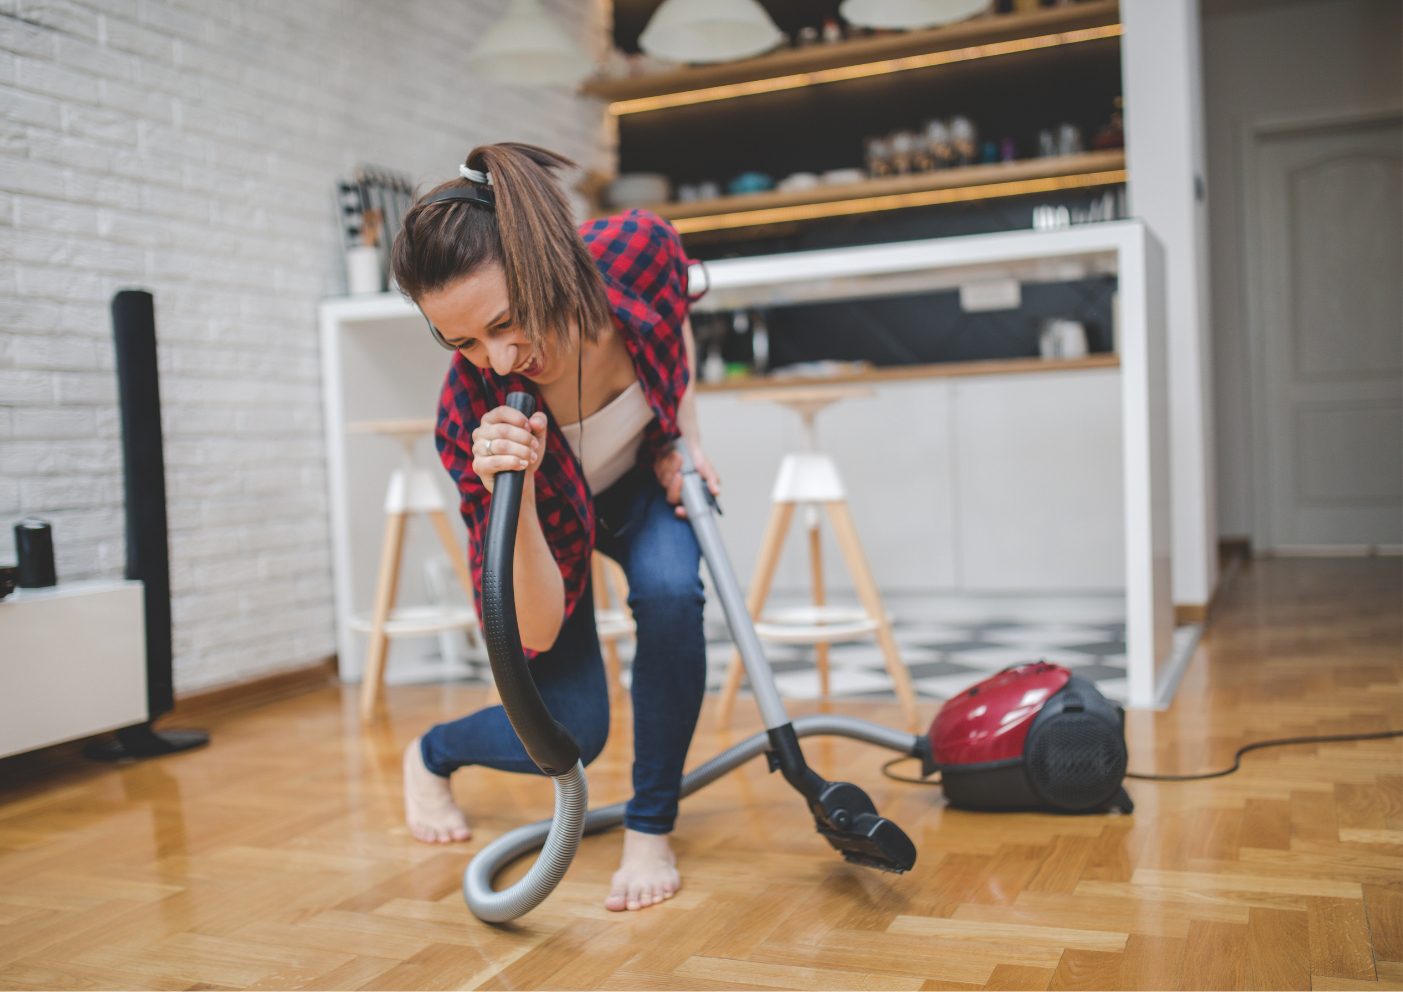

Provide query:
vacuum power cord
left=1123, top=728, right=1403, bottom=781
left=879, top=729, right=1403, bottom=786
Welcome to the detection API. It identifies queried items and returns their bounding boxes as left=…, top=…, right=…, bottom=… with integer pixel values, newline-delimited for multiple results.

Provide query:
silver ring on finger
left=486, top=438, right=495, bottom=456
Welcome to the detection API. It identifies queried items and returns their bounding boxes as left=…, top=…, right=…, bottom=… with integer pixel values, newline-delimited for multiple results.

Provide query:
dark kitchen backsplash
left=687, top=187, right=1121, bottom=370
left=695, top=273, right=1117, bottom=371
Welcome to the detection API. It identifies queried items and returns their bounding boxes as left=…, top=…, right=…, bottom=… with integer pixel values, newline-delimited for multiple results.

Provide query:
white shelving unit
left=318, top=297, right=483, bottom=688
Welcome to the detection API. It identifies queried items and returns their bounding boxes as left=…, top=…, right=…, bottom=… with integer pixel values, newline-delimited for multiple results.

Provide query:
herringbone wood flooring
left=1, top=557, right=1399, bottom=990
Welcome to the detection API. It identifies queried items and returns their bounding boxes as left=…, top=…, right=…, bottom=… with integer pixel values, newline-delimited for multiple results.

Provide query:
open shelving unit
left=591, top=1, right=1125, bottom=248
left=653, top=149, right=1125, bottom=234
left=585, top=0, right=1121, bottom=113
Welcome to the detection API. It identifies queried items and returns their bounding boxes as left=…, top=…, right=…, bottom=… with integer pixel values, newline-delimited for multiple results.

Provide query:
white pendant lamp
left=639, top=0, right=784, bottom=65
left=465, top=0, right=593, bottom=87
left=839, top=0, right=990, bottom=31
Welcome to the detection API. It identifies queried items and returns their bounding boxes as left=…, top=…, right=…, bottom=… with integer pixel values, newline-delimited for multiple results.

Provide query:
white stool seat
left=755, top=617, right=880, bottom=645
left=756, top=604, right=885, bottom=645
left=595, top=608, right=634, bottom=640
left=349, top=605, right=478, bottom=637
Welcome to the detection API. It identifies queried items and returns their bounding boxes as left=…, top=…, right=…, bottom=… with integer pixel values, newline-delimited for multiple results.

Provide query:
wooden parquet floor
left=1, top=556, right=1400, bottom=991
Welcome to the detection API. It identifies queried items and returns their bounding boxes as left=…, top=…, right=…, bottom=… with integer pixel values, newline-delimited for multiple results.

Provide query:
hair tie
left=459, top=164, right=492, bottom=185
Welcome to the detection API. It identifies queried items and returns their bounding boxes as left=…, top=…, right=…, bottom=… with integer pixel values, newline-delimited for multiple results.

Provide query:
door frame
left=1239, top=104, right=1403, bottom=551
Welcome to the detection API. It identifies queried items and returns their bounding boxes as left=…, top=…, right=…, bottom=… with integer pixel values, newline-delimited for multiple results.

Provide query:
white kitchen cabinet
left=697, top=366, right=1122, bottom=600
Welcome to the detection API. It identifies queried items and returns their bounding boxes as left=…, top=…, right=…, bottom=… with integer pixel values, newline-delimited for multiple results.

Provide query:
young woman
left=391, top=142, right=720, bottom=913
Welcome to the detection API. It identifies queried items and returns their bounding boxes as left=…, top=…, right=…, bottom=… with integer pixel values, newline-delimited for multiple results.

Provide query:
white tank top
left=559, top=381, right=654, bottom=492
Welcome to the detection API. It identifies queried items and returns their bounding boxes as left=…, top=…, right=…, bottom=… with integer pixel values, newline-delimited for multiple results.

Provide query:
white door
left=1252, top=114, right=1402, bottom=550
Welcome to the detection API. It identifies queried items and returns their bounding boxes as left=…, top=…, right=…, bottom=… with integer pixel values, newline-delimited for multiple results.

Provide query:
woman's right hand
left=471, top=406, right=548, bottom=493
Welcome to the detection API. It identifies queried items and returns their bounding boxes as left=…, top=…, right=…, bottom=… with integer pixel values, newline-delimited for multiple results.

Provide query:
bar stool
left=350, top=419, right=479, bottom=720
left=715, top=384, right=920, bottom=731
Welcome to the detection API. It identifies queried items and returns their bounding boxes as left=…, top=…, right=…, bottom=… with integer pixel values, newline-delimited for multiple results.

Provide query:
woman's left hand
left=654, top=438, right=721, bottom=519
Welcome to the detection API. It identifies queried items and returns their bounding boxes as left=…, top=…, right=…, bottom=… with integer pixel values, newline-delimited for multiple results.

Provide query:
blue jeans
left=419, top=464, right=708, bottom=835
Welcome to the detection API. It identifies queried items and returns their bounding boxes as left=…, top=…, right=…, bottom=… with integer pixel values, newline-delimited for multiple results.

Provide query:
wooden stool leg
left=428, top=508, right=497, bottom=703
left=593, top=555, right=624, bottom=703
left=361, top=510, right=408, bottom=720
left=427, top=510, right=474, bottom=607
left=807, top=517, right=830, bottom=701
left=823, top=500, right=921, bottom=732
left=717, top=500, right=795, bottom=726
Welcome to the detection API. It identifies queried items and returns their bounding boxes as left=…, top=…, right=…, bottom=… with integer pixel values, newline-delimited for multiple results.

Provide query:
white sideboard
left=0, top=580, right=148, bottom=758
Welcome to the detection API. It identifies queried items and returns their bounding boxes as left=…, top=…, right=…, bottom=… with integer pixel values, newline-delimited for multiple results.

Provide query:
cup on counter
left=346, top=245, right=382, bottom=295
left=1057, top=122, right=1084, bottom=156
left=1039, top=318, right=1089, bottom=360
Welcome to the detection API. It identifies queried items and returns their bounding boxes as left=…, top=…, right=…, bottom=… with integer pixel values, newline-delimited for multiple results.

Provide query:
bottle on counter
left=703, top=342, right=726, bottom=384
left=751, top=310, right=770, bottom=376
left=724, top=309, right=754, bottom=379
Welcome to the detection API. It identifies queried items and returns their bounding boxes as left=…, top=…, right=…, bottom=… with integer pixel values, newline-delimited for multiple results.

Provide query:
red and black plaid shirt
left=435, top=209, right=696, bottom=654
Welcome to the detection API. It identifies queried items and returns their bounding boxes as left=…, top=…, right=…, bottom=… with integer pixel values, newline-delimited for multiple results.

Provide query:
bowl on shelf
left=605, top=173, right=671, bottom=208
left=726, top=172, right=775, bottom=195
left=778, top=172, right=820, bottom=192
left=820, top=167, right=866, bottom=186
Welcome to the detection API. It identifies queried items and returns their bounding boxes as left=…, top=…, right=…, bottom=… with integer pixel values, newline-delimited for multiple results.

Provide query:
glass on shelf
left=950, top=116, right=979, bottom=167
left=889, top=130, right=918, bottom=175
left=865, top=135, right=893, bottom=178
left=926, top=119, right=956, bottom=170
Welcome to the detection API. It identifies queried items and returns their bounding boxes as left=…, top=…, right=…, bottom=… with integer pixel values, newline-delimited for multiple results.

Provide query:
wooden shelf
left=696, top=354, right=1121, bottom=393
left=645, top=150, right=1125, bottom=235
left=584, top=0, right=1120, bottom=113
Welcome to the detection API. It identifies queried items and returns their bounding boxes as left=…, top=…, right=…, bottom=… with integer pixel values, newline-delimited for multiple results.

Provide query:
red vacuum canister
left=926, top=662, right=1133, bottom=814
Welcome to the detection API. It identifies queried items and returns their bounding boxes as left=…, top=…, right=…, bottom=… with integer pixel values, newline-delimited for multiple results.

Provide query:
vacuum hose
left=463, top=403, right=926, bottom=921
left=463, top=391, right=590, bottom=923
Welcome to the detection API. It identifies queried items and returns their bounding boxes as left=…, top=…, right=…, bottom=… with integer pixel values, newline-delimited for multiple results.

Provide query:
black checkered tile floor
left=632, top=594, right=1129, bottom=705
left=428, top=595, right=1130, bottom=705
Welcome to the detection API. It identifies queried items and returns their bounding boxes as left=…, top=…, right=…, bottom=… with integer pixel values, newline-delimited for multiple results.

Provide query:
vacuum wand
left=675, top=443, right=920, bottom=874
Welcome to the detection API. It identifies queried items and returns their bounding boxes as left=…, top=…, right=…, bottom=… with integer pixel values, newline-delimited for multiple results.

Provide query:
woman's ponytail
left=392, top=142, right=612, bottom=357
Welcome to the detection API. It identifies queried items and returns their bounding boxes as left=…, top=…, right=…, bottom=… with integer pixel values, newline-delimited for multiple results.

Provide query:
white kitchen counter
left=318, top=221, right=1178, bottom=707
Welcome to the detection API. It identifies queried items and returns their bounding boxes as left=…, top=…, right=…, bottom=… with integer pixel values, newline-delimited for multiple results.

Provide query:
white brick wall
left=1, top=0, right=611, bottom=693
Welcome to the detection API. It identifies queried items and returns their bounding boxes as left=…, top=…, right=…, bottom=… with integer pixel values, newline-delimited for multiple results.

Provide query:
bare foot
left=402, top=738, right=472, bottom=843
left=605, top=829, right=680, bottom=912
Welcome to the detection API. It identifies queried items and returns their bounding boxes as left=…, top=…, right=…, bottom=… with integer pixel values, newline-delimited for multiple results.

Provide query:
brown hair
left=391, top=142, right=612, bottom=353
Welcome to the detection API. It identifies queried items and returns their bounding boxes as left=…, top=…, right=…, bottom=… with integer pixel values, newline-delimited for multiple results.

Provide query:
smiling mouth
left=519, top=356, right=543, bottom=377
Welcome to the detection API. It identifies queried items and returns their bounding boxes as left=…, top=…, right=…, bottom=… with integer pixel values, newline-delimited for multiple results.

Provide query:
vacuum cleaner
left=463, top=393, right=1130, bottom=923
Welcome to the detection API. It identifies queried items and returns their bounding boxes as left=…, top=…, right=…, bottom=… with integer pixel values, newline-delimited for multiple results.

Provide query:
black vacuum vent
left=1025, top=709, right=1127, bottom=812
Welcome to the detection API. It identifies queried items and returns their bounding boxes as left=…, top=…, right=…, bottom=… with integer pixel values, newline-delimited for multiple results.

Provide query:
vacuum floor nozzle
left=809, top=780, right=917, bottom=874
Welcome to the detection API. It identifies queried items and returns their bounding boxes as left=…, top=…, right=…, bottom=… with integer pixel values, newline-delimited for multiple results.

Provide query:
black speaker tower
left=86, top=290, right=208, bottom=760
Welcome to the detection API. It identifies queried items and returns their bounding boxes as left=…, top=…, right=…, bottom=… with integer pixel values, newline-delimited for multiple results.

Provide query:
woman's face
left=419, top=265, right=566, bottom=384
